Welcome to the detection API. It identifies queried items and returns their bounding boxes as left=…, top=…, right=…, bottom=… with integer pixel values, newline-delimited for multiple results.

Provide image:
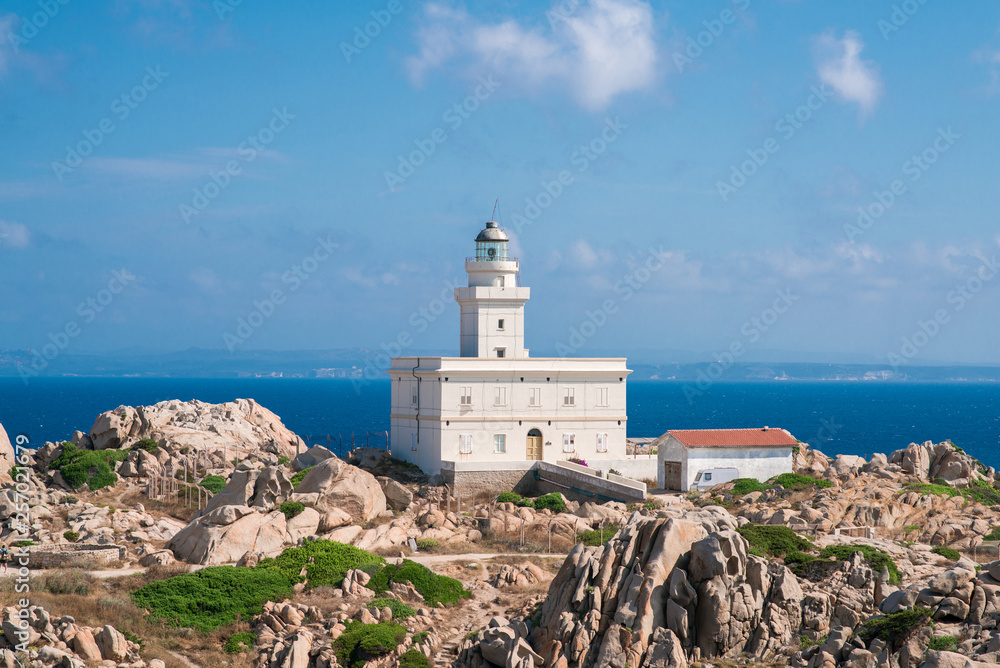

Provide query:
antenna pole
left=491, top=197, right=499, bottom=221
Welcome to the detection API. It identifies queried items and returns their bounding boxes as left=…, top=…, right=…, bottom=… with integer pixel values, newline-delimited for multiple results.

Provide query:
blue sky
left=1, top=0, right=999, bottom=366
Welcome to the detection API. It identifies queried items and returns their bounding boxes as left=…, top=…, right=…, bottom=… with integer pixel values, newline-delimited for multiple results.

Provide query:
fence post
left=548, top=520, right=552, bottom=553
left=520, top=517, right=525, bottom=546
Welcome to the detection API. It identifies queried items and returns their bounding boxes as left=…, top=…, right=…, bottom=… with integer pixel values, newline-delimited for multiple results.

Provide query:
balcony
left=466, top=256, right=519, bottom=263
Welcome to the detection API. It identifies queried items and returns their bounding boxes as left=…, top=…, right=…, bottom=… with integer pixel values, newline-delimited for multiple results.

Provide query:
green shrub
left=43, top=570, right=92, bottom=595
left=415, top=539, right=439, bottom=551
left=290, top=466, right=314, bottom=489
left=224, top=632, right=257, bottom=654
left=368, top=598, right=415, bottom=620
left=931, top=545, right=961, bottom=561
left=985, top=526, right=1000, bottom=541
left=928, top=635, right=958, bottom=651
left=903, top=525, right=921, bottom=533
left=783, top=550, right=817, bottom=568
left=964, top=477, right=1000, bottom=506
left=49, top=441, right=130, bottom=491
left=12, top=540, right=35, bottom=548
left=857, top=608, right=931, bottom=649
left=119, top=628, right=144, bottom=650
left=63, top=530, right=80, bottom=542
left=577, top=524, right=620, bottom=547
left=412, top=631, right=430, bottom=645
left=199, top=475, right=227, bottom=494
left=771, top=473, right=833, bottom=491
left=279, top=501, right=305, bottom=519
left=496, top=492, right=522, bottom=504
left=903, top=482, right=961, bottom=498
left=257, top=540, right=384, bottom=589
left=277, top=456, right=291, bottom=466
left=333, top=621, right=406, bottom=668
left=738, top=524, right=815, bottom=558
left=399, top=648, right=431, bottom=668
left=368, top=559, right=470, bottom=607
left=820, top=544, right=901, bottom=585
left=132, top=438, right=159, bottom=453
left=131, top=566, right=293, bottom=633
left=732, top=478, right=769, bottom=495
left=532, top=493, right=566, bottom=513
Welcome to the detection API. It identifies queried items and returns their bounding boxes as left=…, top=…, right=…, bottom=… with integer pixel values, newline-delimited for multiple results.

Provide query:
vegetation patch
left=732, top=478, right=769, bottom=495
left=199, top=475, right=227, bottom=494
left=279, top=501, right=305, bottom=519
left=857, top=608, right=931, bottom=650
left=984, top=526, right=1000, bottom=541
left=819, top=544, right=901, bottom=585
left=577, top=524, right=621, bottom=547
left=63, top=530, right=80, bottom=542
left=49, top=441, right=130, bottom=491
left=928, top=635, right=958, bottom=651
left=12, top=540, right=35, bottom=548
left=495, top=491, right=566, bottom=513
left=224, top=632, right=257, bottom=654
left=412, top=631, right=430, bottom=645
left=257, top=539, right=384, bottom=589
left=772, top=473, right=833, bottom=491
left=277, top=456, right=291, bottom=466
left=290, top=466, right=314, bottom=489
left=132, top=438, right=160, bottom=453
left=964, top=477, right=1000, bottom=506
left=415, top=539, right=439, bottom=551
left=333, top=621, right=406, bottom=668
left=131, top=565, right=293, bottom=633
left=368, top=559, right=470, bottom=607
left=931, top=545, right=961, bottom=561
left=368, top=598, right=415, bottom=620
left=738, top=524, right=815, bottom=558
left=399, top=648, right=431, bottom=668
left=903, top=525, right=921, bottom=533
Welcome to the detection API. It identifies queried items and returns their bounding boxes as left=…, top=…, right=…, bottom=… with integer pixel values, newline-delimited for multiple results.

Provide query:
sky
left=1, top=0, right=999, bottom=367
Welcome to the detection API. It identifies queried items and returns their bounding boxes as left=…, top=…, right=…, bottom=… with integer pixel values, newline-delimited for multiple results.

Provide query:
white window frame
left=563, top=388, right=575, bottom=406
left=493, top=434, right=506, bottom=453
left=528, top=387, right=541, bottom=407
left=494, top=386, right=507, bottom=406
left=459, top=433, right=473, bottom=454
left=597, top=387, right=609, bottom=407
left=596, top=433, right=608, bottom=453
left=460, top=387, right=472, bottom=406
left=497, top=318, right=505, bottom=330
left=562, top=433, right=576, bottom=453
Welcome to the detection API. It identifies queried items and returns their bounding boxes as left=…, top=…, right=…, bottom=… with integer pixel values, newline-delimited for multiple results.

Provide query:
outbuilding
left=654, top=427, right=797, bottom=491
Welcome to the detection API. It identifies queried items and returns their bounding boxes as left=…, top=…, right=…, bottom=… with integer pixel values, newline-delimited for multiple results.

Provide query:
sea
left=1, top=378, right=998, bottom=469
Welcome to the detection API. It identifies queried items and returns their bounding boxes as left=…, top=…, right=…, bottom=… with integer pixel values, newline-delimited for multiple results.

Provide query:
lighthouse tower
left=454, top=221, right=530, bottom=359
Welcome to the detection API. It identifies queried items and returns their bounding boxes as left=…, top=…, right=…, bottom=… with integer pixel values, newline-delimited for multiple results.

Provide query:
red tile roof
left=668, top=428, right=797, bottom=448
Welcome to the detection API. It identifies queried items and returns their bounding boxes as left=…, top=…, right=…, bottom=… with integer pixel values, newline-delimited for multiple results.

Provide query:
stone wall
left=443, top=468, right=535, bottom=499
left=25, top=544, right=126, bottom=569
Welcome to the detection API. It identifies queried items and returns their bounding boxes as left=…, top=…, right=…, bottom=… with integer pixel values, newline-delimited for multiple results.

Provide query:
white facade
left=655, top=429, right=795, bottom=491
left=389, top=220, right=631, bottom=475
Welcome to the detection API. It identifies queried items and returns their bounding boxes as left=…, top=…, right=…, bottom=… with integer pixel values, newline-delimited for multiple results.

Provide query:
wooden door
left=526, top=436, right=542, bottom=460
left=663, top=461, right=682, bottom=490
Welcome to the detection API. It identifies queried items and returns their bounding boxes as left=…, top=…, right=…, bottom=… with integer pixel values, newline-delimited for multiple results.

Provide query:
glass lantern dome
left=474, top=221, right=509, bottom=261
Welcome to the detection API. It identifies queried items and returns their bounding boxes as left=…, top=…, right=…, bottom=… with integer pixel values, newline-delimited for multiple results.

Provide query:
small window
left=459, top=433, right=473, bottom=454
left=498, top=319, right=505, bottom=330
left=563, top=388, right=575, bottom=406
left=494, top=386, right=507, bottom=406
left=596, top=433, right=608, bottom=452
left=460, top=387, right=472, bottom=405
left=497, top=348, right=506, bottom=358
left=704, top=472, right=713, bottom=481
left=529, top=387, right=541, bottom=406
left=597, top=387, right=609, bottom=407
left=694, top=472, right=702, bottom=481
left=494, top=434, right=506, bottom=453
left=562, top=433, right=575, bottom=453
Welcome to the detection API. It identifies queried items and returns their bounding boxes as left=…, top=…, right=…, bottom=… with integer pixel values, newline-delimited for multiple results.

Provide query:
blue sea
left=1, top=378, right=998, bottom=469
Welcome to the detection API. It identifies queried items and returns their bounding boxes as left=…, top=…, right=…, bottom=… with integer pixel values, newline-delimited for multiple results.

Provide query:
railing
left=466, top=256, right=519, bottom=263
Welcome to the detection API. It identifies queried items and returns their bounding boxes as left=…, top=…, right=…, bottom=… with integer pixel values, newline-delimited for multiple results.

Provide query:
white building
left=389, top=220, right=636, bottom=491
left=655, top=427, right=796, bottom=491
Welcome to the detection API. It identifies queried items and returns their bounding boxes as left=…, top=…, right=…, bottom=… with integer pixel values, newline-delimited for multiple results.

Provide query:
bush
left=224, top=632, right=257, bottom=654
left=964, top=477, right=1000, bottom=506
left=577, top=524, right=620, bottom=547
left=132, top=438, right=159, bottom=453
left=368, top=598, right=415, bottom=620
left=931, top=545, right=961, bottom=561
left=783, top=550, right=817, bottom=569
left=399, top=648, right=431, bottom=668
left=279, top=501, right=305, bottom=519
left=928, top=635, right=958, bottom=651
left=415, top=539, right=439, bottom=551
left=820, top=544, right=901, bottom=585
left=985, top=526, right=1000, bottom=541
left=608, top=468, right=622, bottom=477
left=772, top=473, right=833, bottom=491
left=131, top=566, right=294, bottom=633
left=277, top=456, right=291, bottom=466
left=412, top=631, right=430, bottom=645
left=12, top=540, right=35, bottom=548
left=732, top=478, right=769, bottom=495
left=496, top=492, right=522, bottom=504
left=63, top=530, right=80, bottom=542
left=368, top=559, right=470, bottom=607
left=903, top=525, right=921, bottom=533
left=257, top=540, right=384, bottom=589
left=532, top=493, right=566, bottom=513
left=49, top=441, right=130, bottom=491
left=857, top=608, right=931, bottom=649
left=290, top=466, right=314, bottom=489
left=738, top=524, right=815, bottom=558
left=333, top=621, right=406, bottom=668
left=199, top=475, right=227, bottom=494
left=42, top=570, right=92, bottom=595
left=568, top=457, right=588, bottom=467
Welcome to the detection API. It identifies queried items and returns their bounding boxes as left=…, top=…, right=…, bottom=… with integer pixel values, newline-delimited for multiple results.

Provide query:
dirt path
left=406, top=552, right=565, bottom=565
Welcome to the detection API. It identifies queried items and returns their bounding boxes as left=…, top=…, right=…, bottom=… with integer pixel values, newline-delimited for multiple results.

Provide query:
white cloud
left=814, top=30, right=883, bottom=115
left=972, top=46, right=1000, bottom=96
left=406, top=0, right=659, bottom=110
left=0, top=220, right=30, bottom=249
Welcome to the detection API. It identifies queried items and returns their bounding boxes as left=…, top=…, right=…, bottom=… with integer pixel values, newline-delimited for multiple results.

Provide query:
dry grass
left=2, top=569, right=254, bottom=668
left=117, top=488, right=200, bottom=522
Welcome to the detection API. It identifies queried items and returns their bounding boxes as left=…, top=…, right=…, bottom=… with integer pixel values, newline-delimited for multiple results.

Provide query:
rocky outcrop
left=291, top=457, right=386, bottom=523
left=0, top=423, right=16, bottom=484
left=167, top=506, right=289, bottom=565
left=1, top=603, right=145, bottom=666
